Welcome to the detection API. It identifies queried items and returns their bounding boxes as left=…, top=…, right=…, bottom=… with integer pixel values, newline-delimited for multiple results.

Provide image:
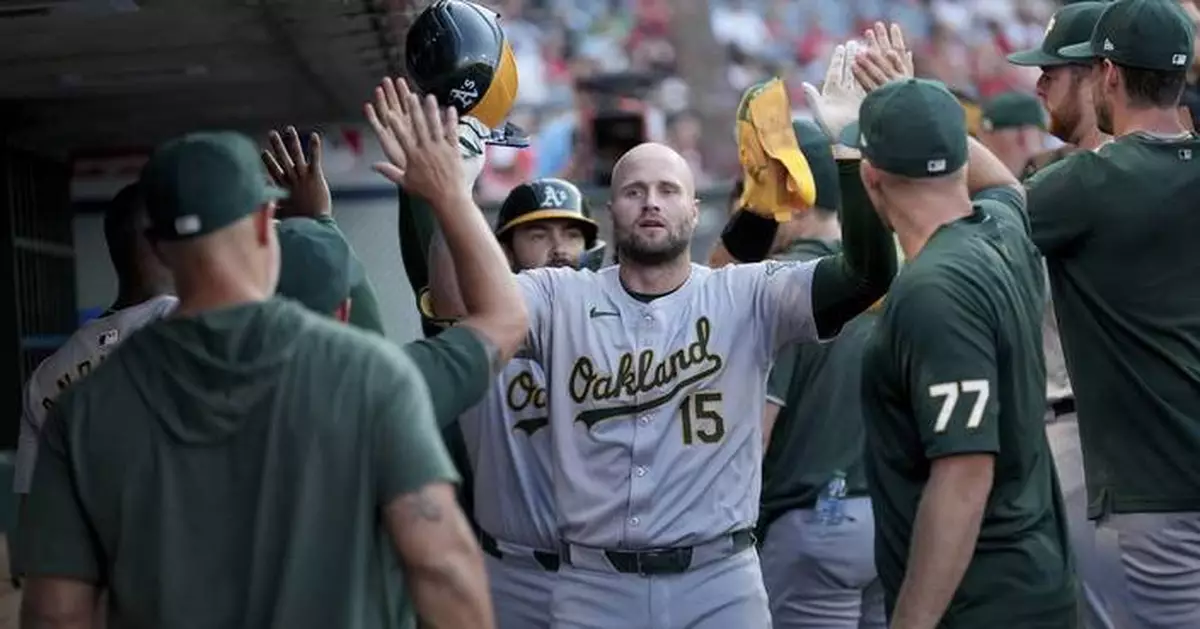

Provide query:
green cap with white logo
left=1058, top=0, right=1195, bottom=71
left=981, top=91, right=1047, bottom=131
left=140, top=131, right=288, bottom=241
left=1008, top=1, right=1111, bottom=67
left=839, top=78, right=968, bottom=179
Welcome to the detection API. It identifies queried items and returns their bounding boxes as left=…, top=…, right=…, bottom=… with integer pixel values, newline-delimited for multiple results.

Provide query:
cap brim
left=838, top=122, right=863, bottom=149
left=1007, top=48, right=1068, bottom=67
left=1057, top=42, right=1096, bottom=61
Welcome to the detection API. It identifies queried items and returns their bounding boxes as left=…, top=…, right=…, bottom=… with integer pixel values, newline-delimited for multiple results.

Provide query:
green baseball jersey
left=862, top=186, right=1076, bottom=627
left=1026, top=133, right=1200, bottom=516
left=759, top=239, right=874, bottom=537
left=16, top=299, right=457, bottom=629
left=313, top=215, right=387, bottom=336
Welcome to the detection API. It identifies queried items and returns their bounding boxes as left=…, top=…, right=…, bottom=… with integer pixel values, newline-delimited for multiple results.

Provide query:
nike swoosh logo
left=589, top=306, right=620, bottom=319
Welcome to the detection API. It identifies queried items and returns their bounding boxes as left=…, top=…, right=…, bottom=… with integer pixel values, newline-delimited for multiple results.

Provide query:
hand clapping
left=364, top=77, right=466, bottom=203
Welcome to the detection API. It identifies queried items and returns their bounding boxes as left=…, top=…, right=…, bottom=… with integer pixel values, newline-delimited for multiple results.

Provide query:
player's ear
left=334, top=299, right=352, bottom=323
left=253, top=201, right=277, bottom=247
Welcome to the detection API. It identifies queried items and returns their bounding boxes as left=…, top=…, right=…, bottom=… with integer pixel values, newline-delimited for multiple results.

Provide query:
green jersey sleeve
left=895, top=281, right=1001, bottom=459
left=766, top=344, right=800, bottom=407
left=972, top=185, right=1028, bottom=233
left=312, top=215, right=387, bottom=336
left=15, top=403, right=104, bottom=583
left=371, top=346, right=460, bottom=504
left=1025, top=154, right=1094, bottom=256
left=402, top=326, right=494, bottom=428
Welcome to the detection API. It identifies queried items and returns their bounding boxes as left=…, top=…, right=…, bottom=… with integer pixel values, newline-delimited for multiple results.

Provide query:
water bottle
left=813, top=471, right=848, bottom=525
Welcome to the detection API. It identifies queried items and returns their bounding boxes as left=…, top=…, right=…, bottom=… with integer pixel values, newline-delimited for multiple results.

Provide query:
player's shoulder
left=515, top=264, right=607, bottom=294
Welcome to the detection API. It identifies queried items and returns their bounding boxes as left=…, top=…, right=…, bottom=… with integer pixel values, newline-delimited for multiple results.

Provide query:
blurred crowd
left=473, top=0, right=1073, bottom=201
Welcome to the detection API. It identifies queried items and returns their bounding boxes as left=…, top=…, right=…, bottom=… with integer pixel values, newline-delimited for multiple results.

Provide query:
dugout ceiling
left=0, top=0, right=431, bottom=158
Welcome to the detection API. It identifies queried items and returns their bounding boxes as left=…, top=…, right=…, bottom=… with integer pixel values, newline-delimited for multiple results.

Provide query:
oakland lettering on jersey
left=507, top=369, right=549, bottom=435
left=570, top=317, right=723, bottom=429
left=43, top=358, right=98, bottom=411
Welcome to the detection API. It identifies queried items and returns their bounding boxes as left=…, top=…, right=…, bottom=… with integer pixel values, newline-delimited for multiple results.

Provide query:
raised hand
left=261, top=126, right=331, bottom=218
left=364, top=77, right=465, bottom=203
left=853, top=22, right=914, bottom=92
left=802, top=40, right=869, bottom=142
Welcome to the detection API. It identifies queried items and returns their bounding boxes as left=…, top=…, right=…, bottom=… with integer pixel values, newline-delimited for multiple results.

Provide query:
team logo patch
left=540, top=185, right=569, bottom=208
left=98, top=329, right=119, bottom=347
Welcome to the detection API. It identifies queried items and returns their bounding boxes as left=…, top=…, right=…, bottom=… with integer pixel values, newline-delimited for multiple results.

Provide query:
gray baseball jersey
left=516, top=260, right=820, bottom=548
left=459, top=357, right=557, bottom=550
left=14, top=295, right=178, bottom=493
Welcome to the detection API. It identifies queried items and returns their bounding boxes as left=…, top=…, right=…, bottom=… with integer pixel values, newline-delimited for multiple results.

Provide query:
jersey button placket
left=627, top=307, right=657, bottom=546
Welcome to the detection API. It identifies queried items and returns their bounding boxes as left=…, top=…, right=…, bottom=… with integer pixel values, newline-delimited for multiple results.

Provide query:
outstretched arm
left=810, top=156, right=896, bottom=338
left=366, top=78, right=525, bottom=367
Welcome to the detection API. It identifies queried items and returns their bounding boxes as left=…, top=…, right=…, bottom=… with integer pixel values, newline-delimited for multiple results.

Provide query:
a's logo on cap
left=540, top=185, right=568, bottom=208
left=1172, top=54, right=1188, bottom=66
left=927, top=159, right=947, bottom=173
left=175, top=215, right=201, bottom=236
left=1103, top=38, right=1115, bottom=52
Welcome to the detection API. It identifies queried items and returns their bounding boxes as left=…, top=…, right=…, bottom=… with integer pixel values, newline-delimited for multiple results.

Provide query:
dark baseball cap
left=981, top=91, right=1047, bottom=131
left=1059, top=0, right=1195, bottom=71
left=275, top=218, right=365, bottom=315
left=792, top=119, right=841, bottom=211
left=140, top=131, right=288, bottom=241
left=839, top=78, right=968, bottom=179
left=1008, top=1, right=1110, bottom=67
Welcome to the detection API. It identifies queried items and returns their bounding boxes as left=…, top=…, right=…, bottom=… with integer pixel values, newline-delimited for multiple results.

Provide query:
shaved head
left=611, top=143, right=696, bottom=197
left=607, top=142, right=699, bottom=268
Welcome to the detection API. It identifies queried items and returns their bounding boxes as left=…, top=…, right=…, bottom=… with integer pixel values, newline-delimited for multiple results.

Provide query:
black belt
left=598, top=528, right=755, bottom=576
left=479, top=530, right=560, bottom=571
left=1049, top=397, right=1076, bottom=418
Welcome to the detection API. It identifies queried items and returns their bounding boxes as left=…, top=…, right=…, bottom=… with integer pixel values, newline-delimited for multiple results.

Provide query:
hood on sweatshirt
left=117, top=299, right=307, bottom=445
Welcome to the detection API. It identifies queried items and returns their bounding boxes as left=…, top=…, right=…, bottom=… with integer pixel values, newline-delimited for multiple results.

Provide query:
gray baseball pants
left=1047, top=414, right=1130, bottom=629
left=1100, top=510, right=1200, bottom=628
left=551, top=545, right=771, bottom=629
left=484, top=549, right=556, bottom=629
left=759, top=497, right=885, bottom=628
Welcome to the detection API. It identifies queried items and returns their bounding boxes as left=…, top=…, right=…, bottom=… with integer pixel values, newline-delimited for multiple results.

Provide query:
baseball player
left=17, top=130, right=494, bottom=629
left=411, top=178, right=604, bottom=629
left=412, top=41, right=899, bottom=621
left=712, top=119, right=886, bottom=628
left=1004, top=7, right=1127, bottom=626
left=392, top=0, right=529, bottom=535
left=833, top=72, right=1075, bottom=626
left=13, top=183, right=176, bottom=500
left=258, top=126, right=389, bottom=336
left=1007, top=2, right=1112, bottom=172
left=1026, top=1, right=1200, bottom=626
left=977, top=91, right=1050, bottom=176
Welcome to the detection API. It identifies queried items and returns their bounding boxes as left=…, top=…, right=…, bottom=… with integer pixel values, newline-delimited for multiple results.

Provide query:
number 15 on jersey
left=679, top=391, right=725, bottom=445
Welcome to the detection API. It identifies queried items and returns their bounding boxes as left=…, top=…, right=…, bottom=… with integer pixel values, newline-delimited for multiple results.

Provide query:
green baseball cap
left=140, top=131, right=288, bottom=241
left=1058, top=0, right=1196, bottom=71
left=1008, top=1, right=1110, bottom=67
left=981, top=91, right=1047, bottom=131
left=839, top=78, right=968, bottom=179
left=792, top=119, right=841, bottom=211
left=275, top=218, right=365, bottom=315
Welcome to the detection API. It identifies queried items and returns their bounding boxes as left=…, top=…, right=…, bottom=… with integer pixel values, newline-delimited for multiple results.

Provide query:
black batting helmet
left=405, top=0, right=527, bottom=146
left=496, top=178, right=607, bottom=270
